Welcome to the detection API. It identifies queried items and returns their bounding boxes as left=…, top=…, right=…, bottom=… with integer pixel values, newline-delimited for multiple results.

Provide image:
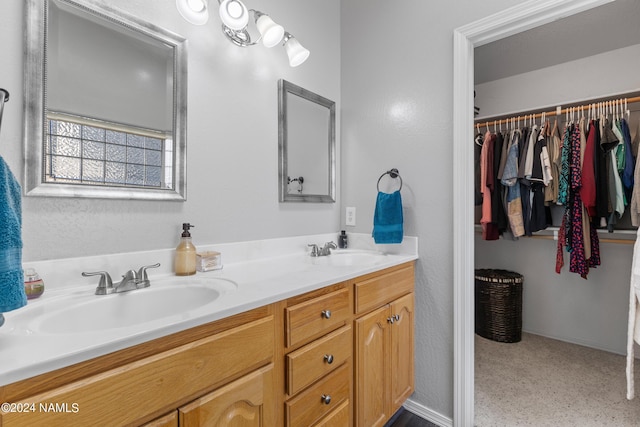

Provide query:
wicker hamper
left=474, top=269, right=523, bottom=343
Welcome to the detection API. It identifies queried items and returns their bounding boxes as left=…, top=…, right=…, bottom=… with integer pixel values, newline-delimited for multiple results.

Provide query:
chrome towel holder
left=376, top=168, right=403, bottom=192
left=0, top=88, right=9, bottom=136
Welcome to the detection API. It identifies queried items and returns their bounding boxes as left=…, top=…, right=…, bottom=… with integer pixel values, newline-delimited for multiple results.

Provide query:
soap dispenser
left=338, top=230, right=348, bottom=249
left=175, top=223, right=196, bottom=276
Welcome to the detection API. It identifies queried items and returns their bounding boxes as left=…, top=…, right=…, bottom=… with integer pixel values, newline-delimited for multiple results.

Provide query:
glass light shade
left=219, top=0, right=249, bottom=31
left=256, top=14, right=284, bottom=48
left=284, top=36, right=310, bottom=67
left=176, top=0, right=209, bottom=25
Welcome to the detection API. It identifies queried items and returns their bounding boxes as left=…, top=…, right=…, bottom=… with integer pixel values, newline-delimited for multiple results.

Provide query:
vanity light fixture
left=176, top=0, right=309, bottom=67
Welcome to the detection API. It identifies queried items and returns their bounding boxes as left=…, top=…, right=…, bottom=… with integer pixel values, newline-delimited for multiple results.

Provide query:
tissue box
left=196, top=251, right=222, bottom=272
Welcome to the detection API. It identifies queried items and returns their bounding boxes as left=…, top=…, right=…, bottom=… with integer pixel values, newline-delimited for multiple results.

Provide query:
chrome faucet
left=82, top=263, right=160, bottom=295
left=308, top=242, right=337, bottom=257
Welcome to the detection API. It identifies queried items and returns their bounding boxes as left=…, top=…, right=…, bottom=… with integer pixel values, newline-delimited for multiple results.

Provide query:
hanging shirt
left=501, top=129, right=525, bottom=237
left=622, top=118, right=635, bottom=199
left=558, top=125, right=571, bottom=205
left=581, top=120, right=597, bottom=217
left=544, top=120, right=561, bottom=204
left=480, top=131, right=499, bottom=240
left=611, top=122, right=625, bottom=217
left=474, top=133, right=484, bottom=206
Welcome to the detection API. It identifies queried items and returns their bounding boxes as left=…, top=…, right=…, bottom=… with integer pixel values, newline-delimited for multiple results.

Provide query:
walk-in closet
left=473, top=1, right=640, bottom=424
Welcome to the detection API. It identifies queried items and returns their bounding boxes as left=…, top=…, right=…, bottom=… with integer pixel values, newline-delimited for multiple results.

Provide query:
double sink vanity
left=0, top=233, right=417, bottom=426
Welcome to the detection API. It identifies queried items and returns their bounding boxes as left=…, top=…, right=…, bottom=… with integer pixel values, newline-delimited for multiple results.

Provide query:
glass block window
left=45, top=112, right=173, bottom=189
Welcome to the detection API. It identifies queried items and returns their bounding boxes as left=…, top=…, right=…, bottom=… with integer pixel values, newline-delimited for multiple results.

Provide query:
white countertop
left=0, top=233, right=418, bottom=386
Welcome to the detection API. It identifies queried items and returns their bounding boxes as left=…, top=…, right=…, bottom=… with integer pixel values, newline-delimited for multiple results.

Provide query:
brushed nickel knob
left=321, top=310, right=332, bottom=319
left=387, top=316, right=395, bottom=324
left=324, top=354, right=334, bottom=364
left=321, top=394, right=332, bottom=405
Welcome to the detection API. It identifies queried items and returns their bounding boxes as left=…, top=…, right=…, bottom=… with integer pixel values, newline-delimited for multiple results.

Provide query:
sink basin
left=309, top=250, right=388, bottom=267
left=14, top=277, right=237, bottom=335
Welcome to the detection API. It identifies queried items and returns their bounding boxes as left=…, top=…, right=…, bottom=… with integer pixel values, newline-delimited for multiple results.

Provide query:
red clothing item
left=480, top=131, right=499, bottom=240
left=580, top=120, right=597, bottom=217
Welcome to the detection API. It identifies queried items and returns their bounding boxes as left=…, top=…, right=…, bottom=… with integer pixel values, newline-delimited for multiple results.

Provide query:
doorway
left=452, top=0, right=615, bottom=425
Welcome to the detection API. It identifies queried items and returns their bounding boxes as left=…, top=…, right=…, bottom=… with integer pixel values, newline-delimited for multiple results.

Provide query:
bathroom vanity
left=0, top=234, right=417, bottom=426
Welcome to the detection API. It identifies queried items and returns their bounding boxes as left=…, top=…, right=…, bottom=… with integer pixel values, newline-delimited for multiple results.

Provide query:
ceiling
left=474, top=0, right=640, bottom=84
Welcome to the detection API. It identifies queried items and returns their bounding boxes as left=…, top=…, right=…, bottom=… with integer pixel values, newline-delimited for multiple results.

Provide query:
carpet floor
left=475, top=332, right=640, bottom=426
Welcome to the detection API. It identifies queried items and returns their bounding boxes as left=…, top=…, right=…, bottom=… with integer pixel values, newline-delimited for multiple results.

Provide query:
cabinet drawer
left=286, top=363, right=350, bottom=427
left=287, top=326, right=352, bottom=396
left=286, top=288, right=349, bottom=348
left=1, top=316, right=274, bottom=427
left=355, top=265, right=414, bottom=314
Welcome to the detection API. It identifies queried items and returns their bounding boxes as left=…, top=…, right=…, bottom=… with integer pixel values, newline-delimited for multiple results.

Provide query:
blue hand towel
left=0, top=156, right=26, bottom=313
left=372, top=190, right=403, bottom=244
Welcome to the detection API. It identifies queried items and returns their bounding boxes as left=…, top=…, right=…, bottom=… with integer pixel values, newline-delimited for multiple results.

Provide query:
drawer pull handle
left=324, top=354, right=334, bottom=364
left=321, top=394, right=332, bottom=405
left=387, top=316, right=395, bottom=324
left=321, top=310, right=332, bottom=319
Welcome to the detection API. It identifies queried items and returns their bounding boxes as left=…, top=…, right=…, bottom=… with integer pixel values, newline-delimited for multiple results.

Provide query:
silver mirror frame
left=24, top=0, right=188, bottom=201
left=278, top=79, right=336, bottom=203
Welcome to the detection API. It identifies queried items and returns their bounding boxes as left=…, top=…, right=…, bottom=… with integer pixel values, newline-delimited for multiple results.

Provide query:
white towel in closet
left=626, top=227, right=640, bottom=399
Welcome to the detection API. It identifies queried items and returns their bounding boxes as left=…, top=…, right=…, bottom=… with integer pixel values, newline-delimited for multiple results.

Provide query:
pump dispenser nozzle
left=182, top=223, right=195, bottom=237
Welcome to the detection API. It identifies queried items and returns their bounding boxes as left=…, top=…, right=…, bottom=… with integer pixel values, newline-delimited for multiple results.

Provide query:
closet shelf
left=474, top=225, right=636, bottom=244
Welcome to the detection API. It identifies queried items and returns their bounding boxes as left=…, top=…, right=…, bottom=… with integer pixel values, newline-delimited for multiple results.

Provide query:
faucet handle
left=308, top=244, right=320, bottom=257
left=82, top=271, right=114, bottom=295
left=137, top=263, right=161, bottom=281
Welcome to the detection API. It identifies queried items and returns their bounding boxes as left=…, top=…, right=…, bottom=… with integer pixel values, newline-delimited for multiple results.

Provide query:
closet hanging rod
left=474, top=94, right=640, bottom=125
left=529, top=235, right=635, bottom=245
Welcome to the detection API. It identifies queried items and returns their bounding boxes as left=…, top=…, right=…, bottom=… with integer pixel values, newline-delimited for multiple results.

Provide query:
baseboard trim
left=403, top=398, right=453, bottom=427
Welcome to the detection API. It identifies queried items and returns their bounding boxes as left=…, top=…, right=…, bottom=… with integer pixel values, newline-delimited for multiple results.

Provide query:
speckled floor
left=475, top=332, right=640, bottom=426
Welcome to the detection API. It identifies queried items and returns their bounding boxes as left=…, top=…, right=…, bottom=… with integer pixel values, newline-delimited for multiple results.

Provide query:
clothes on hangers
left=475, top=98, right=638, bottom=279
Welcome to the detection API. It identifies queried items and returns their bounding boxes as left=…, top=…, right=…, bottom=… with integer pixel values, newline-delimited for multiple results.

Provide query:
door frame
left=451, top=0, right=614, bottom=425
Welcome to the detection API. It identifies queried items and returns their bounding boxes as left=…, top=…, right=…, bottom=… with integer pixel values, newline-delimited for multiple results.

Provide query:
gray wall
left=0, top=0, right=341, bottom=261
left=340, top=0, right=528, bottom=419
left=474, top=44, right=640, bottom=355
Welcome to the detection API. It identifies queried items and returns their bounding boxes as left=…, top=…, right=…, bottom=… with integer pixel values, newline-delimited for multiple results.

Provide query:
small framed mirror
left=24, top=0, right=187, bottom=200
left=278, top=80, right=336, bottom=203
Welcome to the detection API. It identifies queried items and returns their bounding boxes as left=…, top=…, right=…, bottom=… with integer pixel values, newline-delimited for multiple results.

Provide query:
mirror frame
left=278, top=79, right=336, bottom=203
left=24, top=0, right=188, bottom=201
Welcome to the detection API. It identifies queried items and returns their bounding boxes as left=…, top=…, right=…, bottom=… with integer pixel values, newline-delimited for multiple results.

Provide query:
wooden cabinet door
left=313, top=399, right=350, bottom=427
left=179, top=364, right=273, bottom=427
left=355, top=305, right=390, bottom=427
left=390, top=293, right=415, bottom=414
left=141, top=411, right=178, bottom=427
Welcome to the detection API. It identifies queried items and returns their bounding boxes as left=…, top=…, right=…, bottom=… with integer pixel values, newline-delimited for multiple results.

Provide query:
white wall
left=0, top=0, right=340, bottom=262
left=475, top=43, right=640, bottom=117
left=474, top=44, right=640, bottom=355
left=340, top=0, right=529, bottom=420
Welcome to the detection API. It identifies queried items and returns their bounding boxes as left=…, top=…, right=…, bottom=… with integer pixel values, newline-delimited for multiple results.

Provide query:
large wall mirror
left=24, top=0, right=187, bottom=200
left=278, top=80, right=336, bottom=203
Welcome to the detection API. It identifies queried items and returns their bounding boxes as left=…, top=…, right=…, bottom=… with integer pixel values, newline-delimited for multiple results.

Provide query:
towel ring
left=377, top=168, right=403, bottom=192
